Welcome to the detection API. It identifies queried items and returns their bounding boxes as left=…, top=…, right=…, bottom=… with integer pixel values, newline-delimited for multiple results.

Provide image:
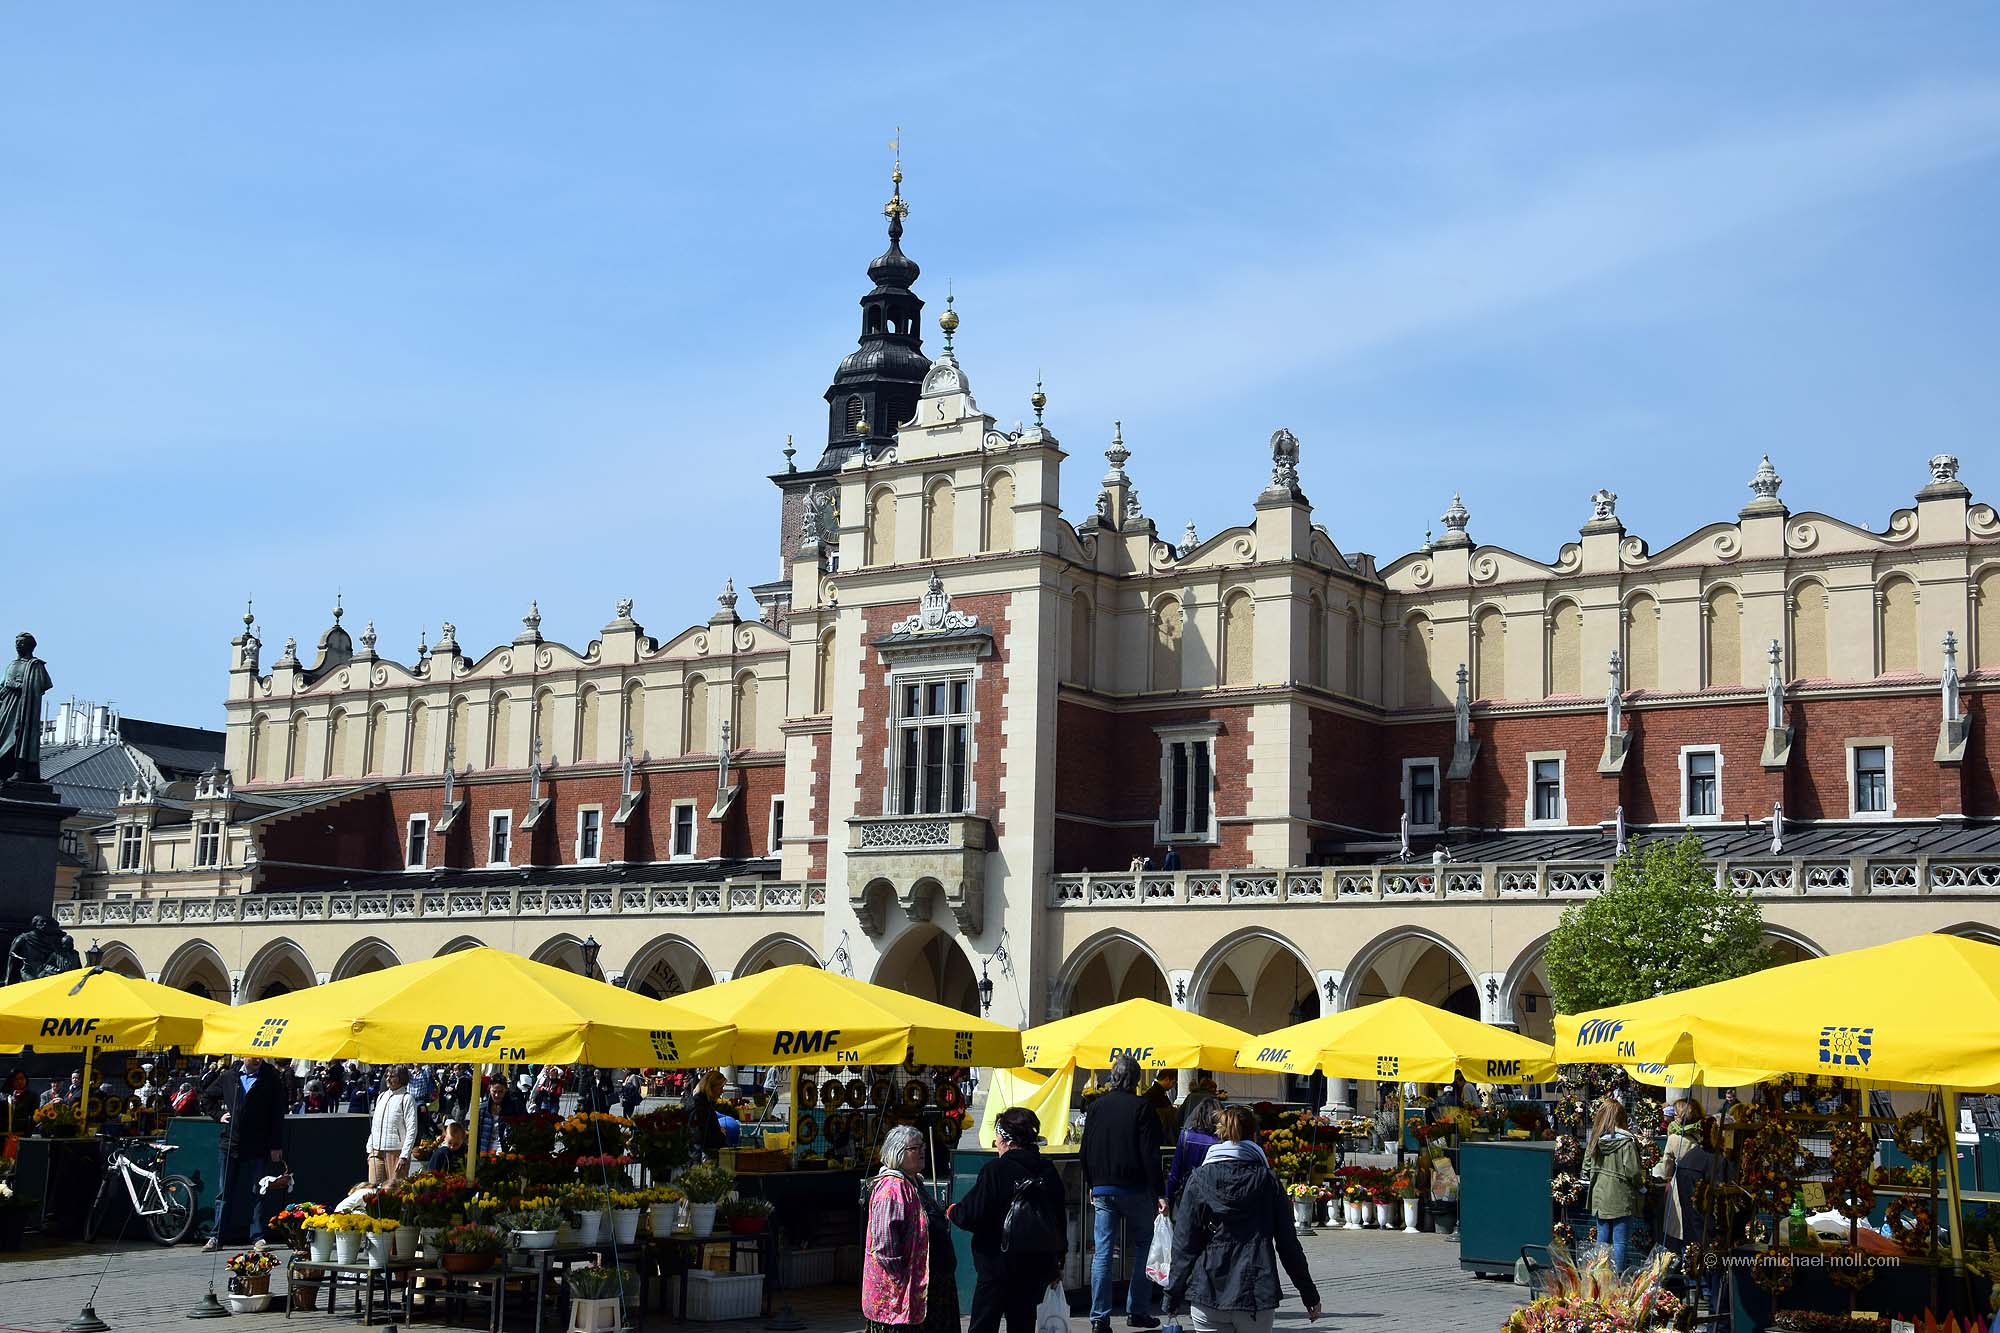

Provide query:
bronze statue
left=0, top=632, right=53, bottom=785
left=5, top=915, right=78, bottom=985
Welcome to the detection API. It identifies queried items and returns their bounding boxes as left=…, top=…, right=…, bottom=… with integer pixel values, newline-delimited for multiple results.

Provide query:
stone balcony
left=846, top=812, right=991, bottom=936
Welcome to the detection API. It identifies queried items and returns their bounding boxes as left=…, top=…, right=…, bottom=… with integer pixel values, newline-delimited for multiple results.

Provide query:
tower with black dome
left=815, top=153, right=930, bottom=469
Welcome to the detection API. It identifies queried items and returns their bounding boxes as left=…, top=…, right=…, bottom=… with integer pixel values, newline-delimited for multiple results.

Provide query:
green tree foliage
left=1544, top=834, right=1775, bottom=1014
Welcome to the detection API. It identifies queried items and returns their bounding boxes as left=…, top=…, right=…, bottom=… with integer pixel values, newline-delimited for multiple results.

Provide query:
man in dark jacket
left=948, top=1106, right=1068, bottom=1333
left=203, top=1056, right=289, bottom=1250
left=1081, top=1055, right=1167, bottom=1333
left=1164, top=1104, right=1321, bottom=1331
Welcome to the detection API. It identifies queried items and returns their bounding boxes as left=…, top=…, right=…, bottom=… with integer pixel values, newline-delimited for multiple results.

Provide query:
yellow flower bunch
left=318, top=1213, right=370, bottom=1234
left=514, top=1195, right=558, bottom=1212
left=366, top=1217, right=401, bottom=1234
left=638, top=1185, right=685, bottom=1204
left=607, top=1191, right=644, bottom=1209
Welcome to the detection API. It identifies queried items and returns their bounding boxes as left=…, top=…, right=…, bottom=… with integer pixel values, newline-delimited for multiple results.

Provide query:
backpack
left=1002, top=1171, right=1065, bottom=1255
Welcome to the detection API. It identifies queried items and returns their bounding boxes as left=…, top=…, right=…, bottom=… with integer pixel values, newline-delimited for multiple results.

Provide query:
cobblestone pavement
left=0, top=1228, right=1523, bottom=1333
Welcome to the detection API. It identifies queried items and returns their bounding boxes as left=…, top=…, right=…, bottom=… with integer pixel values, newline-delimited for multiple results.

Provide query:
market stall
left=197, top=947, right=733, bottom=1327
left=656, top=965, right=1023, bottom=1295
left=1553, top=932, right=2000, bottom=1330
left=1237, top=996, right=1557, bottom=1243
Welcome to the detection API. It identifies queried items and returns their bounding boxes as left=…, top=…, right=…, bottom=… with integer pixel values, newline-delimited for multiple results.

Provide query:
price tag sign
left=1800, top=1182, right=1826, bottom=1209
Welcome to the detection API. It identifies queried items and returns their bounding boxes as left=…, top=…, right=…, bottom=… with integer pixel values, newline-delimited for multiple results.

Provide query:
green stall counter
left=947, top=1148, right=1088, bottom=1314
left=1457, top=1139, right=1554, bottom=1278
left=165, top=1112, right=370, bottom=1237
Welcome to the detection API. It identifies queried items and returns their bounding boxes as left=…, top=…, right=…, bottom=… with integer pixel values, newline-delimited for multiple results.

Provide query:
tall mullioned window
left=1854, top=746, right=1889, bottom=814
left=195, top=820, right=222, bottom=869
left=1160, top=737, right=1214, bottom=840
left=117, top=825, right=143, bottom=872
left=896, top=676, right=970, bottom=815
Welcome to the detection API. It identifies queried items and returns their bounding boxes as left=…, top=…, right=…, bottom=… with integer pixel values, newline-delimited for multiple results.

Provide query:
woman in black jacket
left=1164, top=1105, right=1321, bottom=1333
left=947, top=1107, right=1068, bottom=1333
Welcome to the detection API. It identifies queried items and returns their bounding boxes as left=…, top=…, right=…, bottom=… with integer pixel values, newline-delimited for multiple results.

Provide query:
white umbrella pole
left=466, top=1065, right=481, bottom=1184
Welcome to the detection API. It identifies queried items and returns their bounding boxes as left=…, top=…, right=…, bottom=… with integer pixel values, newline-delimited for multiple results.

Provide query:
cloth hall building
left=59, top=182, right=2000, bottom=1103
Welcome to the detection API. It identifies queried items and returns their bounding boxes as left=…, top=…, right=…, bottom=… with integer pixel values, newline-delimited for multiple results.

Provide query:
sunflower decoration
left=1827, top=1121, right=1875, bottom=1220
left=1882, top=1197, right=1936, bottom=1256
left=903, top=1081, right=929, bottom=1110
left=869, top=1080, right=893, bottom=1110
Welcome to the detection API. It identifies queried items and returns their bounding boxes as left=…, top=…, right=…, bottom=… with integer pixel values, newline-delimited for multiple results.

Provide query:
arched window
left=733, top=673, right=758, bottom=750
left=1789, top=581, right=1829, bottom=681
left=845, top=394, right=865, bottom=434
left=1624, top=594, right=1659, bottom=691
left=684, top=676, right=710, bottom=754
left=1977, top=566, right=2000, bottom=673
left=1150, top=598, right=1183, bottom=692
left=577, top=686, right=600, bottom=762
left=623, top=682, right=646, bottom=757
left=1402, top=615, right=1435, bottom=707
left=867, top=488, right=896, bottom=566
left=982, top=470, right=1016, bottom=551
left=923, top=477, right=954, bottom=559
left=1345, top=606, right=1363, bottom=695
left=285, top=712, right=308, bottom=780
left=1308, top=594, right=1327, bottom=688
left=813, top=630, right=835, bottom=715
left=326, top=710, right=348, bottom=778
left=405, top=702, right=428, bottom=774
left=1878, top=575, right=1919, bottom=675
left=366, top=704, right=387, bottom=775
left=1068, top=593, right=1094, bottom=687
left=1705, top=587, right=1742, bottom=687
left=249, top=715, right=269, bottom=782
left=534, top=688, right=558, bottom=764
left=449, top=696, right=470, bottom=766
left=1473, top=606, right=1506, bottom=700
left=1222, top=590, right=1255, bottom=687
left=1547, top=601, right=1582, bottom=697
left=489, top=693, right=513, bottom=768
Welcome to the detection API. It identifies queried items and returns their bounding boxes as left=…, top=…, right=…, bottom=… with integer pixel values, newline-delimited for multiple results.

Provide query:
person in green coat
left=1586, top=1098, right=1644, bottom=1274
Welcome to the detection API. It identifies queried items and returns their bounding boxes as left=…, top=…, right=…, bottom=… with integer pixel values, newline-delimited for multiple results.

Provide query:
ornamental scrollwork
left=1409, top=561, right=1433, bottom=588
left=1471, top=554, right=1499, bottom=583
left=1786, top=521, right=1819, bottom=553
left=1712, top=531, right=1741, bottom=560
left=1969, top=505, right=2000, bottom=538
left=736, top=628, right=756, bottom=652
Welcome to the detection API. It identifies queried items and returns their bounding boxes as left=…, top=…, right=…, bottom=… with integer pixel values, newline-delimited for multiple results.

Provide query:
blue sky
left=5, top=4, right=1999, bottom=723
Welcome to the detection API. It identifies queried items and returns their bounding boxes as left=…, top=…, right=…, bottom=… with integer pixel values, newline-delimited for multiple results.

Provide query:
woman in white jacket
left=365, top=1066, right=418, bottom=1185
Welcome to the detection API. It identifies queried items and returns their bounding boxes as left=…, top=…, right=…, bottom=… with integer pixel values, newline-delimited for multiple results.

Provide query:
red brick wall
left=1314, top=708, right=1448, bottom=834
left=256, top=790, right=395, bottom=889
left=1051, top=698, right=1254, bottom=872
left=1620, top=702, right=1778, bottom=825
left=1783, top=693, right=1941, bottom=820
left=1965, top=692, right=1997, bottom=818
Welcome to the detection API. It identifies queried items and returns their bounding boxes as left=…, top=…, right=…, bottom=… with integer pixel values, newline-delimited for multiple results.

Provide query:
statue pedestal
left=0, top=780, right=74, bottom=941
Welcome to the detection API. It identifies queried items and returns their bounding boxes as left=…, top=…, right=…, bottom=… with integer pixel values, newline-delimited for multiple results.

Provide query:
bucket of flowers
left=566, top=1264, right=636, bottom=1333
left=225, top=1247, right=279, bottom=1310
left=677, top=1163, right=736, bottom=1236
left=503, top=1198, right=564, bottom=1251
left=631, top=1106, right=692, bottom=1183
left=719, top=1196, right=774, bottom=1235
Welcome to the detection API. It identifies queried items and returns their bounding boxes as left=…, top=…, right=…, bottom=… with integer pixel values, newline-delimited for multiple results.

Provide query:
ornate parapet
left=846, top=813, right=991, bottom=936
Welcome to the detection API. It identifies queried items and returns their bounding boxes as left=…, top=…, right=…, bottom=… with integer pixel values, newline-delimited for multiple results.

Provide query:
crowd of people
left=865, top=1056, right=1321, bottom=1333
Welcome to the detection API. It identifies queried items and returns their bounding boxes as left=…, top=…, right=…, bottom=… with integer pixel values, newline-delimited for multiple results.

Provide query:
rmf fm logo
left=772, top=1029, right=848, bottom=1057
left=1818, top=1025, right=1873, bottom=1068
left=1376, top=1055, right=1399, bottom=1077
left=1256, top=1047, right=1292, bottom=1066
left=38, top=1017, right=101, bottom=1039
left=420, top=1024, right=528, bottom=1061
left=1109, top=1046, right=1156, bottom=1065
left=649, top=1031, right=680, bottom=1063
left=250, top=1017, right=288, bottom=1049
left=1575, top=1018, right=1637, bottom=1058
left=1485, top=1060, right=1521, bottom=1080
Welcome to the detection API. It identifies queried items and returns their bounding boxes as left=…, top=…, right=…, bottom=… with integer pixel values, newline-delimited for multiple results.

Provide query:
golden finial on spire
left=1031, top=375, right=1047, bottom=426
left=884, top=127, right=908, bottom=224
left=939, top=287, right=958, bottom=350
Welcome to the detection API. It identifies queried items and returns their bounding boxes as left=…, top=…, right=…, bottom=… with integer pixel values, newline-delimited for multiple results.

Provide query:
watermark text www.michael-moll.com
left=1710, top=1251, right=1897, bottom=1271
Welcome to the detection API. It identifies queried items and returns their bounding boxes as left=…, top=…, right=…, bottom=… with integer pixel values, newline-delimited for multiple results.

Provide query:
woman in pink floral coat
left=864, top=1124, right=958, bottom=1333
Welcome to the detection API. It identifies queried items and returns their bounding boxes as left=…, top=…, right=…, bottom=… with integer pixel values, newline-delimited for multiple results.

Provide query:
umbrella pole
left=466, top=1064, right=481, bottom=1184
left=1943, top=1086, right=1965, bottom=1273
left=80, top=1045, right=94, bottom=1137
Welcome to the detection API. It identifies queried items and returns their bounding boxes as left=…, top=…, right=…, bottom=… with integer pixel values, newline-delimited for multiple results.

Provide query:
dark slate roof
left=39, top=718, right=224, bottom=817
left=43, top=746, right=150, bottom=818
left=1347, top=820, right=2000, bottom=866
left=119, top=719, right=225, bottom=778
left=269, top=857, right=783, bottom=896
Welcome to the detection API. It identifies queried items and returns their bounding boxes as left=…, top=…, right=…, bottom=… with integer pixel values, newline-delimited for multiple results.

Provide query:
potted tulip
left=566, top=1264, right=635, bottom=1333
left=440, top=1223, right=507, bottom=1274
left=642, top=1184, right=685, bottom=1237
left=677, top=1164, right=736, bottom=1236
left=502, top=1200, right=563, bottom=1251
left=608, top=1190, right=643, bottom=1245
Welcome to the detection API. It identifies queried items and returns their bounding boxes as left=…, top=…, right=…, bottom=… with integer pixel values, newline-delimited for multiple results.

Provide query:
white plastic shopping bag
left=1035, top=1286, right=1069, bottom=1333
left=1143, top=1214, right=1174, bottom=1286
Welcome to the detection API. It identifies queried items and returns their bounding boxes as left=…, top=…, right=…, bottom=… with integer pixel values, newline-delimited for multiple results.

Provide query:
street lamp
left=581, top=935, right=601, bottom=979
left=977, top=963, right=994, bottom=1016
left=84, top=939, right=103, bottom=969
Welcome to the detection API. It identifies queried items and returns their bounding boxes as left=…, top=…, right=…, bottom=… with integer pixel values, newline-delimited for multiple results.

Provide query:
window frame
left=1679, top=745, right=1723, bottom=824
left=1846, top=740, right=1895, bottom=819
left=116, top=823, right=144, bottom=872
left=1402, top=757, right=1442, bottom=834
left=404, top=814, right=429, bottom=871
left=769, top=796, right=786, bottom=852
left=890, top=668, right=974, bottom=816
left=575, top=805, right=604, bottom=864
left=487, top=810, right=513, bottom=868
left=1525, top=751, right=1567, bottom=827
left=670, top=800, right=699, bottom=861
left=1155, top=722, right=1221, bottom=844
left=194, top=819, right=222, bottom=869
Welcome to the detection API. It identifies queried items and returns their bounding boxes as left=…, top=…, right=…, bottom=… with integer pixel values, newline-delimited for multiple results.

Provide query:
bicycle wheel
left=83, top=1172, right=119, bottom=1244
left=145, top=1174, right=198, bottom=1246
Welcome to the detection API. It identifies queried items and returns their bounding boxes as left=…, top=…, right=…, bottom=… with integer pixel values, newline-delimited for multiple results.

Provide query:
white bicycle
left=84, top=1135, right=199, bottom=1245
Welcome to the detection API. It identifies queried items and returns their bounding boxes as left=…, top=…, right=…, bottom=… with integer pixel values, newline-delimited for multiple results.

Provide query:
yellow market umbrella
left=1551, top=933, right=2000, bottom=1091
left=661, top=965, right=1022, bottom=1067
left=977, top=1060, right=1078, bottom=1149
left=1021, top=998, right=1250, bottom=1072
left=196, top=947, right=732, bottom=1068
left=1622, top=1062, right=1775, bottom=1090
left=0, top=967, right=227, bottom=1135
left=1234, top=997, right=1557, bottom=1085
